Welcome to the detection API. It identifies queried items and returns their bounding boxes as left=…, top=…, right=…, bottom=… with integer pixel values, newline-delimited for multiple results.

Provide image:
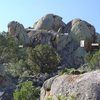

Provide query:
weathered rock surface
left=28, top=30, right=53, bottom=46
left=8, top=21, right=30, bottom=46
left=95, top=33, right=100, bottom=43
left=33, top=14, right=66, bottom=32
left=66, top=19, right=96, bottom=44
left=41, top=70, right=100, bottom=100
left=73, top=47, right=87, bottom=66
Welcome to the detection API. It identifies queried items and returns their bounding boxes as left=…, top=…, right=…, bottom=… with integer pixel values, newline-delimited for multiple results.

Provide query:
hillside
left=0, top=14, right=100, bottom=100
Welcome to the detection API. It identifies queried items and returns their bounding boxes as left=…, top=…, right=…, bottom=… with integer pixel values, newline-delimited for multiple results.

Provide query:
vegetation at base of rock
left=0, top=32, right=61, bottom=78
left=13, top=80, right=40, bottom=100
left=0, top=32, right=20, bottom=63
left=46, top=95, right=75, bottom=100
left=58, top=67, right=86, bottom=75
left=88, top=50, right=100, bottom=70
left=57, top=95, right=75, bottom=100
left=84, top=52, right=93, bottom=63
left=27, top=44, right=60, bottom=73
left=83, top=50, right=100, bottom=71
left=7, top=60, right=30, bottom=77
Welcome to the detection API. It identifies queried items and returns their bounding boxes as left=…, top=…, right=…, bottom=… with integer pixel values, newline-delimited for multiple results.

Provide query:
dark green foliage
left=46, top=95, right=75, bottom=100
left=0, top=32, right=61, bottom=77
left=27, top=44, right=60, bottom=73
left=13, top=80, right=40, bottom=100
left=59, top=67, right=86, bottom=75
left=0, top=32, right=29, bottom=77
left=84, top=52, right=93, bottom=63
left=0, top=32, right=26, bottom=63
left=89, top=50, right=100, bottom=70
left=7, top=60, right=30, bottom=77
left=84, top=50, right=100, bottom=71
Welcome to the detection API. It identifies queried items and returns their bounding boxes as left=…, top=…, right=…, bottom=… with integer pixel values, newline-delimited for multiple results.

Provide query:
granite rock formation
left=33, top=14, right=66, bottom=32
left=41, top=70, right=100, bottom=100
left=8, top=14, right=100, bottom=67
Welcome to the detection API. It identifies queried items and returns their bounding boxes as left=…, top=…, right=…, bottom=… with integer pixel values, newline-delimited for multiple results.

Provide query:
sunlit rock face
left=33, top=14, right=66, bottom=32
left=41, top=70, right=100, bottom=100
left=8, top=21, right=31, bottom=46
left=65, top=18, right=96, bottom=43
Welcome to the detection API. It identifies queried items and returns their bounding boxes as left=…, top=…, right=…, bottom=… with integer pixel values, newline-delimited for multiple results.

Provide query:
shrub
left=46, top=94, right=75, bottom=100
left=7, top=59, right=31, bottom=77
left=13, top=80, right=40, bottom=100
left=58, top=67, right=86, bottom=75
left=89, top=50, right=100, bottom=70
left=84, top=52, right=93, bottom=63
left=27, top=44, right=60, bottom=73
left=0, top=33, right=27, bottom=63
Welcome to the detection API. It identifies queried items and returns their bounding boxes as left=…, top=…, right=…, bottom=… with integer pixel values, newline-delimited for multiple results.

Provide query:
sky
left=0, top=0, right=100, bottom=33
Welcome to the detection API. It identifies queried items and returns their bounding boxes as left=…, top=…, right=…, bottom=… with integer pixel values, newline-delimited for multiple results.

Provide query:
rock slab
left=41, top=70, right=100, bottom=100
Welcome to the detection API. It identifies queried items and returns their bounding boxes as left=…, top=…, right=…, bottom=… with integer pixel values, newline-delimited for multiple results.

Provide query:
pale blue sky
left=0, top=0, right=100, bottom=33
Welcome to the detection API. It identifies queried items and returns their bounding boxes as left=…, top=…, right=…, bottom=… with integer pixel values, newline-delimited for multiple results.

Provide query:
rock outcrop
left=68, top=19, right=95, bottom=43
left=33, top=14, right=66, bottom=32
left=8, top=21, right=30, bottom=46
left=8, top=14, right=100, bottom=67
left=41, top=70, right=100, bottom=100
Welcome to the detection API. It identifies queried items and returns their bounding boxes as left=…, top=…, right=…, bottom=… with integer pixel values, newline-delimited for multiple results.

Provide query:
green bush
left=13, top=80, right=40, bottom=100
left=0, top=32, right=26, bottom=63
left=0, top=32, right=60, bottom=76
left=84, top=50, right=100, bottom=71
left=89, top=50, right=100, bottom=70
left=27, top=44, right=60, bottom=73
left=58, top=67, right=86, bottom=75
left=84, top=52, right=93, bottom=63
left=7, top=59, right=30, bottom=77
left=0, top=32, right=30, bottom=77
left=46, top=95, right=75, bottom=100
left=58, top=68, right=77, bottom=75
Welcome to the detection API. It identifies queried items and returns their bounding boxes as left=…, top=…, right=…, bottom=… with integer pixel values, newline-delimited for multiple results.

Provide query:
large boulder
left=52, top=18, right=97, bottom=67
left=8, top=21, right=55, bottom=47
left=41, top=70, right=100, bottom=100
left=65, top=19, right=96, bottom=45
left=33, top=14, right=66, bottom=32
left=8, top=21, right=30, bottom=46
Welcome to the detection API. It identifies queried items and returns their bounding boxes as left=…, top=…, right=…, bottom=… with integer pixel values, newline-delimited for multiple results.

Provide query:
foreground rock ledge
left=41, top=70, right=100, bottom=100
